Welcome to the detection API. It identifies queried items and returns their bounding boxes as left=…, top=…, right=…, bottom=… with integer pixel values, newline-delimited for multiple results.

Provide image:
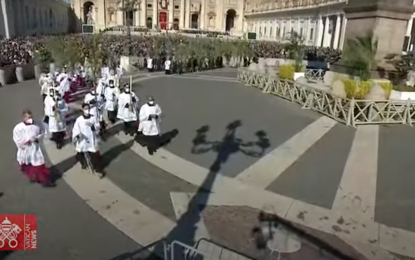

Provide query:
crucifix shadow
left=155, top=120, right=271, bottom=257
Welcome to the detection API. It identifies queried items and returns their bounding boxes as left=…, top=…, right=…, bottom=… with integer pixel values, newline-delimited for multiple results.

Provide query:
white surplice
left=117, top=92, right=138, bottom=122
left=138, top=103, right=162, bottom=136
left=97, top=77, right=107, bottom=96
left=72, top=115, right=100, bottom=153
left=104, top=87, right=118, bottom=111
left=44, top=96, right=68, bottom=133
left=13, top=122, right=45, bottom=166
left=84, top=93, right=105, bottom=122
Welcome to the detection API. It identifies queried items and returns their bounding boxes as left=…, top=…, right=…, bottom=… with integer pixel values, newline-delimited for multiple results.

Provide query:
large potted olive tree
left=286, top=31, right=305, bottom=80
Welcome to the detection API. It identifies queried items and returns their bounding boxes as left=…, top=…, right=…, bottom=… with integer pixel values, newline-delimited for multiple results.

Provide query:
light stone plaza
left=2, top=0, right=415, bottom=260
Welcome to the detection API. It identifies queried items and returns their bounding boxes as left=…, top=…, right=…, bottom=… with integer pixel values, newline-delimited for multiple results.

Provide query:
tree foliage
left=343, top=32, right=378, bottom=81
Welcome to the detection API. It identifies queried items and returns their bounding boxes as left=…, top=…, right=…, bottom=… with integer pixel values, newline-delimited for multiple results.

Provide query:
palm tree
left=343, top=31, right=378, bottom=80
left=285, top=31, right=305, bottom=72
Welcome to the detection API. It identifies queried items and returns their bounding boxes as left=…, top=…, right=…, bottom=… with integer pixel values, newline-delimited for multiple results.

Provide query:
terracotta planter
left=0, top=66, right=17, bottom=86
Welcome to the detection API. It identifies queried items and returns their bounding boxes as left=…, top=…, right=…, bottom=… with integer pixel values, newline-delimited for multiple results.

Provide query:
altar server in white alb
left=117, top=84, right=138, bottom=136
left=13, top=109, right=52, bottom=186
left=84, top=87, right=106, bottom=138
left=138, top=96, right=162, bottom=155
left=72, top=103, right=105, bottom=178
left=40, top=75, right=53, bottom=102
left=164, top=57, right=171, bottom=74
left=104, top=79, right=118, bottom=124
left=44, top=88, right=68, bottom=149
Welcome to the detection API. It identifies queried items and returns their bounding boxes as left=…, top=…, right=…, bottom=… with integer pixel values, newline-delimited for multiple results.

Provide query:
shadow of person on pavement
left=134, top=129, right=179, bottom=151
left=101, top=139, right=135, bottom=170
left=151, top=120, right=270, bottom=258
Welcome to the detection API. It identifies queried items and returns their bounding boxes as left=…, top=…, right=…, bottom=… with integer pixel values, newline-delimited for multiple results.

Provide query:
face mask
left=91, top=91, right=96, bottom=95
left=125, top=89, right=130, bottom=93
left=83, top=109, right=89, bottom=115
left=25, top=118, right=33, bottom=124
left=109, top=84, right=114, bottom=88
left=148, top=101, right=154, bottom=105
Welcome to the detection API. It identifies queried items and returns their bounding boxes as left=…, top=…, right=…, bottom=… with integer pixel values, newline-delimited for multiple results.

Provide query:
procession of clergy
left=12, top=66, right=162, bottom=186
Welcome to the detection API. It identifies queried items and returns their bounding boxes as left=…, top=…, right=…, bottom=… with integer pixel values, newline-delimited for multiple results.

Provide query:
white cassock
left=96, top=78, right=107, bottom=96
left=13, top=122, right=45, bottom=166
left=39, top=74, right=47, bottom=87
left=101, top=66, right=110, bottom=78
left=84, top=93, right=105, bottom=122
left=117, top=92, right=138, bottom=122
left=104, top=87, right=118, bottom=111
left=57, top=73, right=70, bottom=95
left=138, top=103, right=162, bottom=136
left=44, top=96, right=68, bottom=133
left=72, top=115, right=100, bottom=153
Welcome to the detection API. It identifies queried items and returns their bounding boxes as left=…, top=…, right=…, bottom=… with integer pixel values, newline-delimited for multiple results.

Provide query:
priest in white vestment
left=104, top=79, right=118, bottom=124
left=117, top=84, right=138, bottom=136
left=137, top=96, right=162, bottom=155
left=72, top=103, right=105, bottom=178
left=44, top=88, right=68, bottom=149
left=13, top=109, right=52, bottom=186
left=84, top=87, right=106, bottom=138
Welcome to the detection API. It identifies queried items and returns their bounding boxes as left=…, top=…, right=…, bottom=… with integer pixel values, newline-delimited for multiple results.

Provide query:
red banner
left=159, top=12, right=167, bottom=30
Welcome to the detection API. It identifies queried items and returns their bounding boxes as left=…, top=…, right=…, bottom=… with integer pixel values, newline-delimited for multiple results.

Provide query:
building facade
left=244, top=0, right=415, bottom=52
left=72, top=0, right=244, bottom=32
left=0, top=0, right=75, bottom=38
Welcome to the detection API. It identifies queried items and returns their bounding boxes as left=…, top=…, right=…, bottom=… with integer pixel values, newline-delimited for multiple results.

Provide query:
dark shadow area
left=0, top=192, right=3, bottom=197
left=149, top=120, right=269, bottom=257
left=134, top=129, right=179, bottom=151
left=0, top=251, right=13, bottom=260
left=101, top=139, right=134, bottom=170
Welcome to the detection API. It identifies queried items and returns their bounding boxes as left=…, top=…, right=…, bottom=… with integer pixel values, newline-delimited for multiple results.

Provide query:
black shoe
left=56, top=143, right=62, bottom=149
left=42, top=182, right=56, bottom=188
left=96, top=170, right=106, bottom=178
left=148, top=149, right=154, bottom=155
left=81, top=165, right=87, bottom=170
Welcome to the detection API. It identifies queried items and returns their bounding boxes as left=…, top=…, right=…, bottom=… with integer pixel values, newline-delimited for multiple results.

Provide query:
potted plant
left=286, top=32, right=305, bottom=80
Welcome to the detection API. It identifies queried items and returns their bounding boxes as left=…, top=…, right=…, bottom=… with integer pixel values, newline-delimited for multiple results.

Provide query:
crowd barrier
left=237, top=68, right=415, bottom=127
left=0, top=63, right=36, bottom=86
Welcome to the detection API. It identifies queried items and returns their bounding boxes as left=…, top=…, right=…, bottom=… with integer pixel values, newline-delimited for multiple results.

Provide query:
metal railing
left=238, top=68, right=415, bottom=127
left=112, top=238, right=254, bottom=260
left=305, top=68, right=325, bottom=82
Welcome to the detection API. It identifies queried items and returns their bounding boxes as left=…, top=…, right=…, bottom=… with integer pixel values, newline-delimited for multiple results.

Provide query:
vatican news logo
left=0, top=215, right=37, bottom=251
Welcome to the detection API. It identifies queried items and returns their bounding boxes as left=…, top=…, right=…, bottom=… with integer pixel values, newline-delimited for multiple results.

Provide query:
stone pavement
left=1, top=68, right=415, bottom=259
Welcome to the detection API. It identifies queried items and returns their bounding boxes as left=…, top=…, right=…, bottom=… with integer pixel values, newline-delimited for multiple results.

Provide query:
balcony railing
left=245, top=0, right=347, bottom=14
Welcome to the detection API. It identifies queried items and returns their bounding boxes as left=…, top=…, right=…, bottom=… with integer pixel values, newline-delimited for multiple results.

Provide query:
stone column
left=323, top=16, right=330, bottom=47
left=179, top=0, right=185, bottom=28
left=140, top=0, right=146, bottom=27
left=200, top=0, right=205, bottom=29
left=333, top=14, right=341, bottom=49
left=343, top=0, right=414, bottom=61
left=152, top=0, right=157, bottom=28
left=339, top=15, right=347, bottom=50
left=406, top=15, right=414, bottom=36
left=185, top=0, right=190, bottom=28
left=305, top=17, right=311, bottom=45
left=1, top=0, right=10, bottom=38
left=135, top=4, right=140, bottom=26
left=117, top=10, right=124, bottom=25
left=168, top=1, right=174, bottom=29
left=316, top=16, right=324, bottom=47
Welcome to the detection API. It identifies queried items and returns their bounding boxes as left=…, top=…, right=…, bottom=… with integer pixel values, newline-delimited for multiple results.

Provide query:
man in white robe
left=97, top=74, right=108, bottom=96
left=40, top=77, right=53, bottom=102
left=84, top=87, right=106, bottom=138
left=164, top=58, right=171, bottom=74
left=72, top=103, right=104, bottom=178
left=44, top=88, right=68, bottom=149
left=117, top=84, right=138, bottom=136
left=137, top=96, right=162, bottom=155
left=104, top=79, right=118, bottom=124
left=147, top=57, right=153, bottom=72
left=13, top=109, right=52, bottom=186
